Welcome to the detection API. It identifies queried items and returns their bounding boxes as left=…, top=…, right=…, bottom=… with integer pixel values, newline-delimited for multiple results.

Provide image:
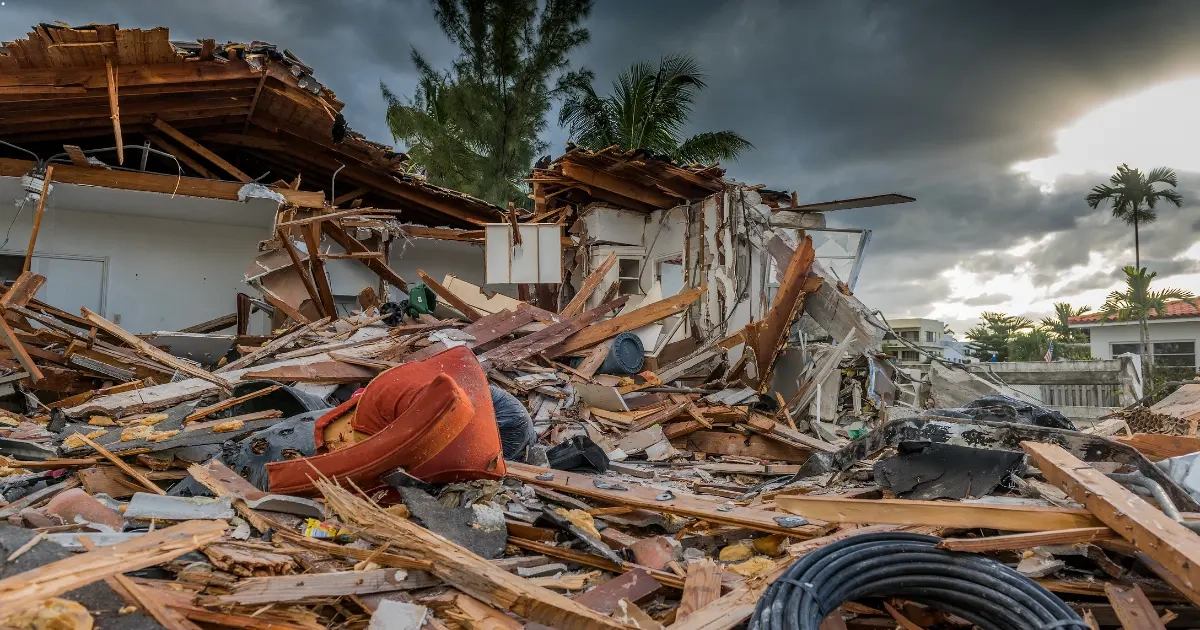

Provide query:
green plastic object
left=405, top=284, right=438, bottom=316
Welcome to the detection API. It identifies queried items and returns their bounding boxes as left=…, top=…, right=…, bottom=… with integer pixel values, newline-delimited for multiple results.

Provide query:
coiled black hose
left=749, top=532, right=1091, bottom=630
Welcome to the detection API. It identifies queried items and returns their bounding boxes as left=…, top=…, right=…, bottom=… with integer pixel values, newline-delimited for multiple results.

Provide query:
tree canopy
left=556, top=54, right=753, bottom=165
left=1085, top=164, right=1183, bottom=267
left=382, top=0, right=593, bottom=205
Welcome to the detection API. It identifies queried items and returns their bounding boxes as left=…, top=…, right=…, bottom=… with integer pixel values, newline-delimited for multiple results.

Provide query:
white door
left=29, top=255, right=105, bottom=316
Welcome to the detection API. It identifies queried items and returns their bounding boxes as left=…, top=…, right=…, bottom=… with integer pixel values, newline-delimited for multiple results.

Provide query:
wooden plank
left=63, top=145, right=89, bottom=167
left=183, top=384, right=282, bottom=422
left=244, top=361, right=376, bottom=383
left=23, top=164, right=53, bottom=274
left=418, top=269, right=484, bottom=321
left=560, top=160, right=680, bottom=208
left=77, top=537, right=202, bottom=630
left=744, top=414, right=838, bottom=454
left=321, top=220, right=409, bottom=292
left=0, top=273, right=45, bottom=310
left=276, top=207, right=376, bottom=228
left=151, top=118, right=251, bottom=182
left=1023, top=441, right=1200, bottom=605
left=318, top=480, right=627, bottom=630
left=82, top=307, right=229, bottom=389
left=0, top=520, right=226, bottom=624
left=507, top=462, right=827, bottom=537
left=482, top=297, right=628, bottom=369
left=243, top=69, right=269, bottom=132
left=0, top=157, right=318, bottom=207
left=332, top=186, right=370, bottom=207
left=626, top=401, right=690, bottom=433
left=547, top=287, right=704, bottom=356
left=750, top=235, right=816, bottom=387
left=775, top=494, right=1102, bottom=531
left=213, top=568, right=437, bottom=605
left=275, top=229, right=327, bottom=318
left=1105, top=583, right=1168, bottom=630
left=148, top=133, right=216, bottom=178
left=561, top=251, right=616, bottom=317
left=301, top=222, right=337, bottom=317
left=215, top=318, right=330, bottom=374
left=674, top=431, right=808, bottom=462
left=76, top=433, right=165, bottom=495
left=0, top=315, right=42, bottom=382
left=939, top=527, right=1116, bottom=553
left=676, top=558, right=721, bottom=623
left=1117, top=433, right=1200, bottom=460
left=105, top=58, right=123, bottom=165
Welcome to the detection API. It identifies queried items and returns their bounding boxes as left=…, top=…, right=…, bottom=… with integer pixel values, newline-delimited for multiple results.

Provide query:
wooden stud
left=321, top=220, right=408, bottom=291
left=775, top=494, right=1102, bottom=531
left=24, top=165, right=53, bottom=274
left=75, top=433, right=164, bottom=495
left=1023, top=441, right=1200, bottom=605
left=81, top=307, right=230, bottom=389
left=302, top=222, right=337, bottom=316
left=939, top=527, right=1116, bottom=553
left=147, top=133, right=216, bottom=179
left=276, top=228, right=328, bottom=318
left=0, top=272, right=46, bottom=310
left=183, top=384, right=282, bottom=423
left=547, top=287, right=704, bottom=356
left=243, top=69, right=269, bottom=133
left=561, top=251, right=616, bottom=317
left=151, top=118, right=251, bottom=182
left=105, top=58, right=123, bottom=165
left=0, top=316, right=42, bottom=383
left=333, top=186, right=370, bottom=207
left=417, top=269, right=484, bottom=321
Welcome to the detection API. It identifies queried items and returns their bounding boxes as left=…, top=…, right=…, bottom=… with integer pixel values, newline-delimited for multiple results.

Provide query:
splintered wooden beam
left=418, top=269, right=484, bottom=321
left=321, top=220, right=409, bottom=292
left=63, top=145, right=89, bottom=167
left=184, top=384, right=282, bottom=423
left=1105, top=583, right=1168, bottom=630
left=0, top=520, right=226, bottom=624
left=243, top=69, right=269, bottom=132
left=0, top=316, right=41, bottom=383
left=561, top=251, right=616, bottom=317
left=318, top=479, right=628, bottom=630
left=939, top=527, right=1116, bottom=553
left=507, top=462, right=827, bottom=537
left=152, top=118, right=252, bottom=183
left=301, top=222, right=337, bottom=316
left=560, top=160, right=680, bottom=208
left=0, top=272, right=46, bottom=310
left=750, top=235, right=816, bottom=387
left=81, top=307, right=229, bottom=390
left=147, top=134, right=216, bottom=179
left=1023, top=441, right=1200, bottom=605
left=76, top=433, right=165, bottom=495
left=676, top=559, right=722, bottom=623
left=24, top=165, right=53, bottom=274
left=775, top=494, right=1102, bottom=531
left=275, top=229, right=327, bottom=318
left=547, top=286, right=704, bottom=356
left=105, top=58, right=123, bottom=165
left=333, top=186, right=370, bottom=207
left=215, top=317, right=332, bottom=374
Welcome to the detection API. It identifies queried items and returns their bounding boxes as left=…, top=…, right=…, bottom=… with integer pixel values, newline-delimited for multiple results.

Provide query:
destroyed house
left=0, top=24, right=503, bottom=334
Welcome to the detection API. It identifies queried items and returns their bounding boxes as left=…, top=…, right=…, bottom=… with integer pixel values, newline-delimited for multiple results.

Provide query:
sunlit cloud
left=1012, top=77, right=1200, bottom=191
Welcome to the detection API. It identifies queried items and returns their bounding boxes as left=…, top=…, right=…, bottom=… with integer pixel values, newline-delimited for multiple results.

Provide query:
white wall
left=0, top=203, right=269, bottom=333
left=1087, top=320, right=1200, bottom=360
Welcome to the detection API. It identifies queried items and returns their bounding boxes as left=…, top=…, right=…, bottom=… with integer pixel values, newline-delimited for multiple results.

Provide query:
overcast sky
left=6, top=0, right=1200, bottom=333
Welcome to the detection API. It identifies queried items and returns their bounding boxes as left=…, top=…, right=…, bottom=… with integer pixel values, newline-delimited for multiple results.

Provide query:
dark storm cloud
left=6, top=0, right=1200, bottom=324
left=962, top=293, right=1011, bottom=308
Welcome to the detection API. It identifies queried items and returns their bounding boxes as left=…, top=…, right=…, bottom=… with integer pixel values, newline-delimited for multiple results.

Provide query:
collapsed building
left=0, top=23, right=1197, bottom=630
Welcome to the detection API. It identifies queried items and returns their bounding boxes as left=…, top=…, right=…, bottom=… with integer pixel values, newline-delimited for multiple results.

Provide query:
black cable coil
left=749, top=532, right=1091, bottom=630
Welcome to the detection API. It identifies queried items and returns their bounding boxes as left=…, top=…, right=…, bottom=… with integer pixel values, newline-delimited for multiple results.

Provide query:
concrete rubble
left=0, top=21, right=1197, bottom=630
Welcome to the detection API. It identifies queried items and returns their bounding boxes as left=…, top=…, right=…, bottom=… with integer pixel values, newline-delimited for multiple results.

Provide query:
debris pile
left=0, top=20, right=1199, bottom=630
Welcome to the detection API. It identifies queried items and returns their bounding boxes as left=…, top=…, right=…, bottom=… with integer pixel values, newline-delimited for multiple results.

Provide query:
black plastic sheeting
left=926, top=394, right=1076, bottom=431
left=492, top=385, right=536, bottom=462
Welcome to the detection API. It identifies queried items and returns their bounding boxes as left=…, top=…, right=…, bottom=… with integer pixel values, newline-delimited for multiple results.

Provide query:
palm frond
left=674, top=131, right=754, bottom=164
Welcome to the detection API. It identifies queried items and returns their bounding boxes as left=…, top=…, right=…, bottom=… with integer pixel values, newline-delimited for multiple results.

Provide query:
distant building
left=1069, top=299, right=1200, bottom=375
left=882, top=317, right=972, bottom=366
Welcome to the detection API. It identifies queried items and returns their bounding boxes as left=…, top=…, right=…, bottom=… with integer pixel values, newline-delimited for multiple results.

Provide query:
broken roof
left=0, top=23, right=503, bottom=227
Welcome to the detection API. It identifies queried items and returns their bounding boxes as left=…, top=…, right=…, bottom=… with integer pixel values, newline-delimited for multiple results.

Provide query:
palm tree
left=1101, top=266, right=1194, bottom=381
left=1085, top=164, right=1183, bottom=268
left=1039, top=302, right=1092, bottom=360
left=556, top=54, right=753, bottom=164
